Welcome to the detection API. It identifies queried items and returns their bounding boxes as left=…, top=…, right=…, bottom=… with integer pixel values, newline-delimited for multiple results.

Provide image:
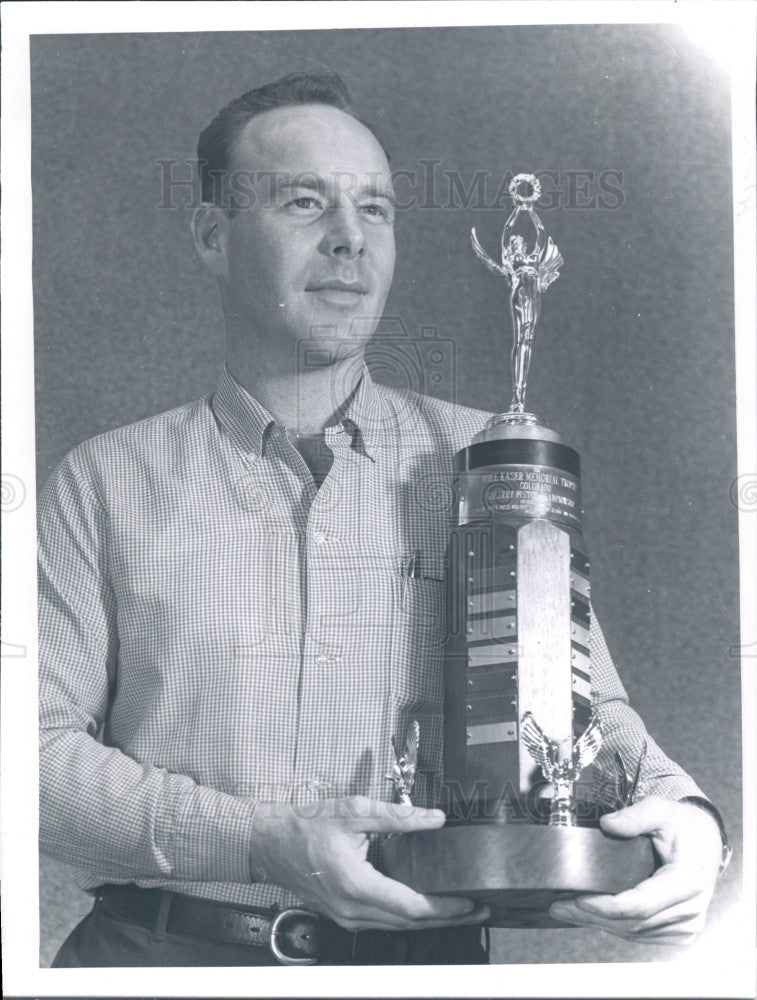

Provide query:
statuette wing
left=571, top=713, right=603, bottom=774
left=537, top=237, right=563, bottom=292
left=520, top=711, right=559, bottom=778
left=401, top=720, right=419, bottom=780
left=388, top=720, right=420, bottom=804
left=613, top=740, right=648, bottom=807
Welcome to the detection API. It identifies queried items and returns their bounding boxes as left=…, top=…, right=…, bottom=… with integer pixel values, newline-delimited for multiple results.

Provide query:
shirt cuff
left=170, top=783, right=259, bottom=883
left=679, top=795, right=733, bottom=877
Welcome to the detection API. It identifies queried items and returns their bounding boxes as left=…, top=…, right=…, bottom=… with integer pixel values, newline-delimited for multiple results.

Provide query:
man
left=39, top=72, right=728, bottom=967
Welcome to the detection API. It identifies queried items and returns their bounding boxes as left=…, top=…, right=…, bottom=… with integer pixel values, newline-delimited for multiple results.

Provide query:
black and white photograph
left=1, top=1, right=755, bottom=995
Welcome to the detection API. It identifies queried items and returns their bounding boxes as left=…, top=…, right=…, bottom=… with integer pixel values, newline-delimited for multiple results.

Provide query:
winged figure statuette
left=471, top=173, right=563, bottom=414
left=613, top=741, right=648, bottom=809
left=520, top=711, right=603, bottom=826
left=387, top=720, right=420, bottom=806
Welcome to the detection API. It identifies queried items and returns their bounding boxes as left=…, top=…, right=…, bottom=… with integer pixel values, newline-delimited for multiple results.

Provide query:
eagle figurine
left=520, top=711, right=603, bottom=826
left=387, top=720, right=420, bottom=806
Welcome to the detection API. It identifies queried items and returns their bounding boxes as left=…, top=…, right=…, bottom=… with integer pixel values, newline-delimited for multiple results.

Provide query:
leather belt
left=97, top=884, right=352, bottom=964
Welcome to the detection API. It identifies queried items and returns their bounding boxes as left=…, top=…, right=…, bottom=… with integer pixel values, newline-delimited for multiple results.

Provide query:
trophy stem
left=548, top=783, right=577, bottom=828
left=479, top=410, right=562, bottom=445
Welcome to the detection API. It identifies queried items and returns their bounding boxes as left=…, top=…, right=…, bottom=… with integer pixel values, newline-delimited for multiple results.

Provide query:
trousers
left=51, top=894, right=489, bottom=967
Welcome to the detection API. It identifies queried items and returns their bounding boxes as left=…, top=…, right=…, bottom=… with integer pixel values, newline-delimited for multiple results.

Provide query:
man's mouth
left=307, top=280, right=369, bottom=294
left=306, top=279, right=370, bottom=307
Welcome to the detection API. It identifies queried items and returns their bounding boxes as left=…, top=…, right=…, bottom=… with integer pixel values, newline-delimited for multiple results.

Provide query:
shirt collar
left=212, top=363, right=392, bottom=460
left=212, top=366, right=276, bottom=458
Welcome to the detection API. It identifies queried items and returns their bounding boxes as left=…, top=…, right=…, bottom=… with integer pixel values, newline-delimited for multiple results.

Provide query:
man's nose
left=321, top=203, right=365, bottom=258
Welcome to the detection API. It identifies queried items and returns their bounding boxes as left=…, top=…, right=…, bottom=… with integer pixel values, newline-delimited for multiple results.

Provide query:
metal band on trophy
left=382, top=174, right=655, bottom=926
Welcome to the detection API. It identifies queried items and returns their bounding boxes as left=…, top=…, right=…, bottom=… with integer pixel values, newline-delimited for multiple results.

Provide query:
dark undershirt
left=290, top=433, right=334, bottom=489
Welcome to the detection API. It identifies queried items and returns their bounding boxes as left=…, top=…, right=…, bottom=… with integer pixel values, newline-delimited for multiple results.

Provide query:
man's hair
left=198, top=72, right=362, bottom=205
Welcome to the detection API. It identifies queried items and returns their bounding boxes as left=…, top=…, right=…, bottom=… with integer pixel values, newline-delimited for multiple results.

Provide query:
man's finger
left=598, top=796, right=675, bottom=838
left=599, top=913, right=704, bottom=945
left=562, top=865, right=701, bottom=920
left=338, top=797, right=447, bottom=834
left=620, top=917, right=703, bottom=944
left=551, top=892, right=703, bottom=929
left=624, top=898, right=706, bottom=934
left=332, top=903, right=491, bottom=933
left=336, top=855, right=482, bottom=923
left=599, top=799, right=721, bottom=869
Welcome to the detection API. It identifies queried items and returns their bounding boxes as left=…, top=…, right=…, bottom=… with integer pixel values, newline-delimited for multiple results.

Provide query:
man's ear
left=191, top=204, right=230, bottom=278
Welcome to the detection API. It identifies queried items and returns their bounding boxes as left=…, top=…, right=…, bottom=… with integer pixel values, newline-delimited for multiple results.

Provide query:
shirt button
left=315, top=653, right=329, bottom=666
left=313, top=533, right=327, bottom=545
left=306, top=779, right=323, bottom=792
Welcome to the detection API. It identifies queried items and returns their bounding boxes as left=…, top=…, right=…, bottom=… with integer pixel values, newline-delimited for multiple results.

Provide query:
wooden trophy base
left=381, top=821, right=656, bottom=928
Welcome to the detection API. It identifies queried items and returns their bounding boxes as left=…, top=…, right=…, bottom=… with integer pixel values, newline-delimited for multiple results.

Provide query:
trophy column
left=444, top=428, right=592, bottom=823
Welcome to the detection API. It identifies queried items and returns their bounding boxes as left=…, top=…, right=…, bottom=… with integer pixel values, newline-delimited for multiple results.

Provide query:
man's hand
left=549, top=797, right=724, bottom=944
left=250, top=795, right=490, bottom=932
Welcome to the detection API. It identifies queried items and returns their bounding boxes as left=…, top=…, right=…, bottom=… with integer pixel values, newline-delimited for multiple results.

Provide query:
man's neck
left=226, top=352, right=365, bottom=435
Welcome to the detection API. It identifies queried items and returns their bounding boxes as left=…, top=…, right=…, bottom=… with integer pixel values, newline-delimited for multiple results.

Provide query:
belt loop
left=349, top=930, right=360, bottom=964
left=483, top=923, right=491, bottom=960
left=152, top=890, right=173, bottom=942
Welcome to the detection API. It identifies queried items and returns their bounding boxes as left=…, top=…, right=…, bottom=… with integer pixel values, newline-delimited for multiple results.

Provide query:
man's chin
left=299, top=312, right=379, bottom=355
left=299, top=330, right=373, bottom=365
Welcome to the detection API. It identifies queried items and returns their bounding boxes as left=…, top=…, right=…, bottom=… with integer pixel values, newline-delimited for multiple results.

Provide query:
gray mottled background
left=32, top=25, right=741, bottom=968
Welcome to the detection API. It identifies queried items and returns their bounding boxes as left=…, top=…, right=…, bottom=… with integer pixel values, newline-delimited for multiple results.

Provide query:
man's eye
left=361, top=203, right=393, bottom=221
left=288, top=196, right=322, bottom=211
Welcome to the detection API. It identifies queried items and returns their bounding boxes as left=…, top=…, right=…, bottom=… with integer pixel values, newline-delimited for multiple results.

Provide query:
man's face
left=219, top=104, right=396, bottom=361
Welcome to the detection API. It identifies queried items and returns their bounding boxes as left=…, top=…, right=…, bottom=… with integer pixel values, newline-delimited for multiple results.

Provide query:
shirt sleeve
left=38, top=450, right=258, bottom=885
left=588, top=614, right=709, bottom=809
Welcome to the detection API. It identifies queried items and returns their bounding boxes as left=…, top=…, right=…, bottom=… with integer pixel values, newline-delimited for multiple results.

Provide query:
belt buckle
left=269, top=908, right=319, bottom=965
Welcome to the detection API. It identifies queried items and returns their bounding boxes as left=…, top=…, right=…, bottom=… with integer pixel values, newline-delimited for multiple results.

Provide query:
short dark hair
left=198, top=72, right=362, bottom=205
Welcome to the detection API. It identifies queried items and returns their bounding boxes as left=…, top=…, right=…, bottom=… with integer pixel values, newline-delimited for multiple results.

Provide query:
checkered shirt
left=39, top=366, right=704, bottom=910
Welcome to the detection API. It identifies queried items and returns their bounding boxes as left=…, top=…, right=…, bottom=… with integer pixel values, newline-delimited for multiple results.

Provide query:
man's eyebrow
left=356, top=183, right=397, bottom=207
left=274, top=175, right=327, bottom=195
left=274, top=175, right=397, bottom=207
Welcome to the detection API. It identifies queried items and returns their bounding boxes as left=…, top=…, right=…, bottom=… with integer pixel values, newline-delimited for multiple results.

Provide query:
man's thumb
left=599, top=795, right=670, bottom=838
left=345, top=798, right=447, bottom=834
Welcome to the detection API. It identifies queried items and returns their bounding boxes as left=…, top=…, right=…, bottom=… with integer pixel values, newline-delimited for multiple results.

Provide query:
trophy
left=382, top=174, right=655, bottom=926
